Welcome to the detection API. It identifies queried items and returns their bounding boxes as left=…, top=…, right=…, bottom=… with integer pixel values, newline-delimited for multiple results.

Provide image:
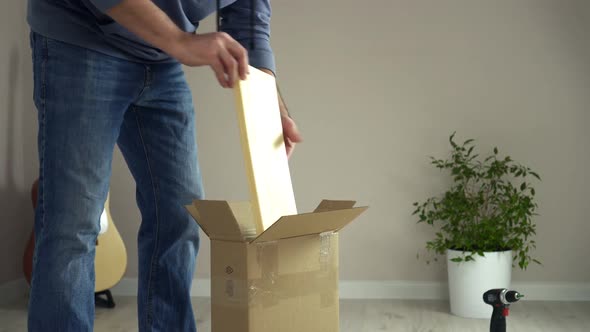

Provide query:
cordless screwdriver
left=483, top=288, right=524, bottom=332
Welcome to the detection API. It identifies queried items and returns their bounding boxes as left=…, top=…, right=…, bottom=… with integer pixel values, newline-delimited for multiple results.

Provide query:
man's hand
left=171, top=32, right=248, bottom=88
left=259, top=69, right=302, bottom=158
left=106, top=0, right=247, bottom=88
left=281, top=114, right=302, bottom=158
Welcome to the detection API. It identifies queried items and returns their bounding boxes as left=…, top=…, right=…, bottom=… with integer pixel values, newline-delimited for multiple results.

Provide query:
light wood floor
left=1, top=296, right=589, bottom=331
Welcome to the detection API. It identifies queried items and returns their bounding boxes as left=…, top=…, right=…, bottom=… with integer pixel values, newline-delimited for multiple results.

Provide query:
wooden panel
left=234, top=66, right=298, bottom=233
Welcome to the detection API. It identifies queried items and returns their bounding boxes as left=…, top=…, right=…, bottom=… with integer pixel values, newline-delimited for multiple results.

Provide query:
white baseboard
left=339, top=280, right=448, bottom=299
left=338, top=280, right=590, bottom=301
left=110, top=278, right=590, bottom=302
left=4, top=278, right=589, bottom=303
left=0, top=278, right=28, bottom=306
left=509, top=282, right=590, bottom=301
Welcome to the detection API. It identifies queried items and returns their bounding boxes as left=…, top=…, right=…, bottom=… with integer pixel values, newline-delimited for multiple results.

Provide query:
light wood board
left=233, top=66, right=298, bottom=233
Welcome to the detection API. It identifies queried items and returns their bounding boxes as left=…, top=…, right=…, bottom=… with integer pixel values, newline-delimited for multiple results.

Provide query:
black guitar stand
left=95, top=289, right=116, bottom=308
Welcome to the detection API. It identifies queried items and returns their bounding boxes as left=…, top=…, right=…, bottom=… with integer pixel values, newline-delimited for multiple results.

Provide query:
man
left=26, top=0, right=302, bottom=331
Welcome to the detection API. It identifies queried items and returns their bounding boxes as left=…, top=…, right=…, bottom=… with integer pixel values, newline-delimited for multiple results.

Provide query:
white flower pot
left=447, top=249, right=512, bottom=319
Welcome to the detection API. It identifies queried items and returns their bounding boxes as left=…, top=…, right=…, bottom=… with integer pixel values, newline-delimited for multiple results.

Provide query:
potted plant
left=412, top=132, right=541, bottom=318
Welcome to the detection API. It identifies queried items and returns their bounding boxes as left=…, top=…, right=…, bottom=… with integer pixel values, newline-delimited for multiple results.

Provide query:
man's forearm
left=105, top=0, right=186, bottom=57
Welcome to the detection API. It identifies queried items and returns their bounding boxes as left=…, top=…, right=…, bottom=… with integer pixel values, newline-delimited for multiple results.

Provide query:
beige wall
left=0, top=2, right=36, bottom=284
left=1, top=0, right=589, bottom=285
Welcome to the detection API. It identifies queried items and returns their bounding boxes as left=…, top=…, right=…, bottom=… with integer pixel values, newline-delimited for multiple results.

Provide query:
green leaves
left=413, top=133, right=542, bottom=270
left=529, top=171, right=541, bottom=180
left=450, top=132, right=458, bottom=148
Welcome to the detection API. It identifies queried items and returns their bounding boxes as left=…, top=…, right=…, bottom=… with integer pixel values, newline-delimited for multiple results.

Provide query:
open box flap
left=313, top=200, right=357, bottom=212
left=226, top=201, right=258, bottom=240
left=185, top=200, right=244, bottom=242
left=250, top=206, right=368, bottom=244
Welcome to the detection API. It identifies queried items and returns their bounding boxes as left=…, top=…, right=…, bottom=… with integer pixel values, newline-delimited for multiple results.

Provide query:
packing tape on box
left=212, top=232, right=338, bottom=309
left=254, top=239, right=280, bottom=307
left=318, top=231, right=336, bottom=308
left=319, top=231, right=332, bottom=272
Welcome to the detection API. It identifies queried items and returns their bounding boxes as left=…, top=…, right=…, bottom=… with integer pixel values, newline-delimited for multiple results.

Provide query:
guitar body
left=94, top=196, right=127, bottom=292
left=23, top=179, right=127, bottom=293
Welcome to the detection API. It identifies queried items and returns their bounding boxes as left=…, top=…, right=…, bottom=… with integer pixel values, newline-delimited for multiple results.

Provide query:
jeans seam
left=30, top=36, right=49, bottom=292
left=134, top=65, right=152, bottom=103
left=133, top=107, right=160, bottom=330
left=40, top=36, right=48, bottom=106
left=38, top=35, right=48, bottom=232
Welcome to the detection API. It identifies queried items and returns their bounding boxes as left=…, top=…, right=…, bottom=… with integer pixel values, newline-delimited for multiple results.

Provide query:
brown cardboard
left=314, top=200, right=356, bottom=212
left=250, top=207, right=367, bottom=244
left=188, top=67, right=368, bottom=331
left=186, top=199, right=368, bottom=332
left=187, top=201, right=244, bottom=242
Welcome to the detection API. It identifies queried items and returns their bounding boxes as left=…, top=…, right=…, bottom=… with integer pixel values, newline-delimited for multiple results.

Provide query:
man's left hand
left=281, top=113, right=302, bottom=158
left=258, top=68, right=302, bottom=159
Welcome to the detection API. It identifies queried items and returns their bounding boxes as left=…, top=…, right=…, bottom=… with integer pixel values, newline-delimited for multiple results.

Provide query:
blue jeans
left=27, top=31, right=204, bottom=332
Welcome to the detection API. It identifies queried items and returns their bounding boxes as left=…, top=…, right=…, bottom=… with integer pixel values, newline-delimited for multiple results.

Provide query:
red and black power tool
left=483, top=288, right=524, bottom=332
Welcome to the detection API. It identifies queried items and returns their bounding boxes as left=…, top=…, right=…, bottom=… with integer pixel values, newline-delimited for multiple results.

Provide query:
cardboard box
left=185, top=67, right=368, bottom=330
left=186, top=199, right=368, bottom=331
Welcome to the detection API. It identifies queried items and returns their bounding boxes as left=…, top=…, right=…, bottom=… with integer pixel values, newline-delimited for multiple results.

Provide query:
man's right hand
left=170, top=32, right=249, bottom=88
left=106, top=0, right=248, bottom=88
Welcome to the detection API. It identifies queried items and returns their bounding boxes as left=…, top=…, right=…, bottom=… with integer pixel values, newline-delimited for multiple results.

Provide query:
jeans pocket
left=29, top=31, right=36, bottom=101
left=31, top=32, right=48, bottom=108
left=29, top=30, right=35, bottom=53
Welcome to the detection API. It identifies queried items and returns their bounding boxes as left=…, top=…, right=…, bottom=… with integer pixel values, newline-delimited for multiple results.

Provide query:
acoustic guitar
left=23, top=179, right=127, bottom=307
